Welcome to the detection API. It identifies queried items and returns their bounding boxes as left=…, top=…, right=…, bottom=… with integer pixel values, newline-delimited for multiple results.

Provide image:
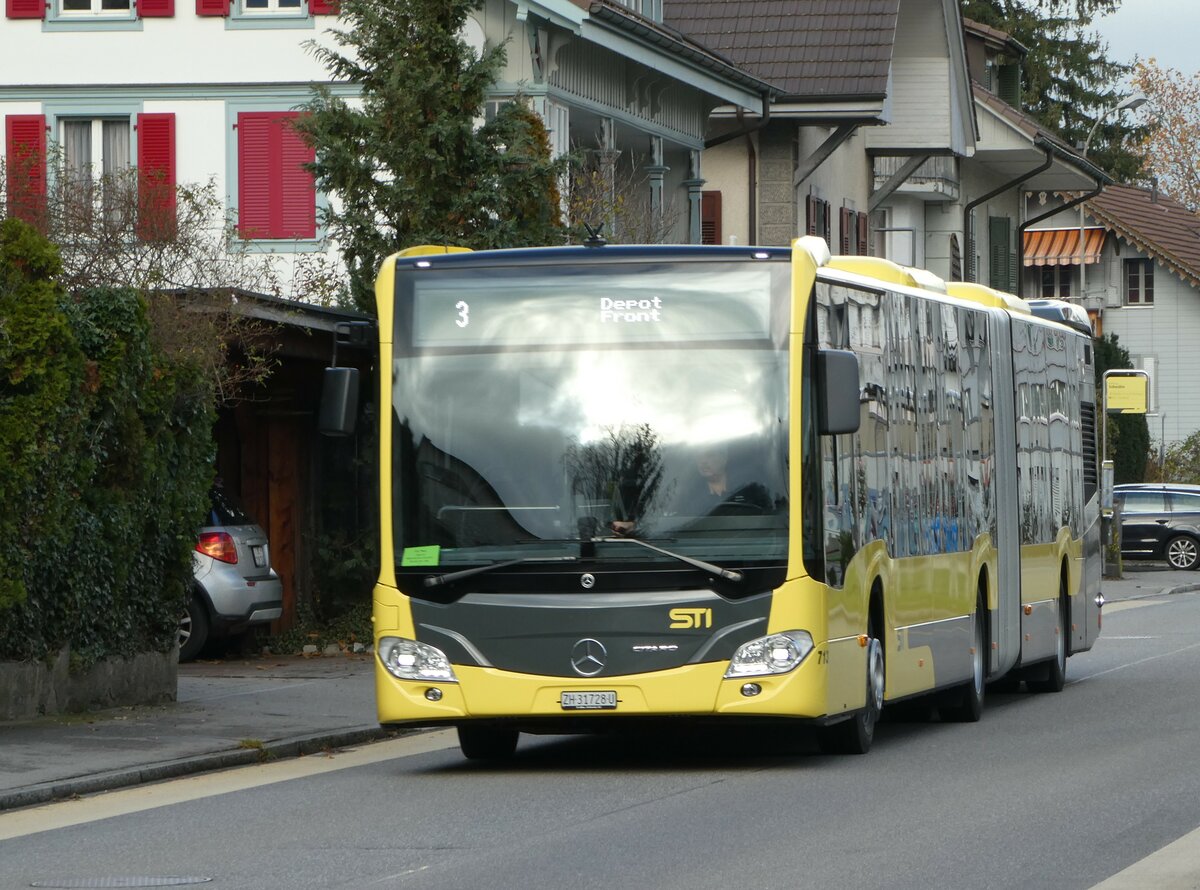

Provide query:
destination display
left=406, top=263, right=783, bottom=348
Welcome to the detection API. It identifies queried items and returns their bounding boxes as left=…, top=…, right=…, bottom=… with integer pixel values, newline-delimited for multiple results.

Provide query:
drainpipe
left=706, top=96, right=772, bottom=246
left=1016, top=178, right=1103, bottom=298
left=963, top=147, right=1052, bottom=282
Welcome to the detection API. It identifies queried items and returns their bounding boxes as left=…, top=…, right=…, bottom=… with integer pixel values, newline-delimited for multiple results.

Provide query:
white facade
left=2, top=0, right=770, bottom=297
left=1, top=0, right=346, bottom=295
left=1022, top=203, right=1200, bottom=448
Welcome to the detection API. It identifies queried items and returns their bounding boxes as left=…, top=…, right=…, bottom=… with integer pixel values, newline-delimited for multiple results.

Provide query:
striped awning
left=1023, top=227, right=1106, bottom=266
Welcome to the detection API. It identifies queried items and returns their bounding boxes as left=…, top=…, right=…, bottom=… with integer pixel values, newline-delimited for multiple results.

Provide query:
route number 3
left=455, top=300, right=470, bottom=328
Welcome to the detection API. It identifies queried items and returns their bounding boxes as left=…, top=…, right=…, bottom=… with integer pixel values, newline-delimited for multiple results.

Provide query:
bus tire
left=1028, top=574, right=1068, bottom=693
left=942, top=588, right=986, bottom=723
left=457, top=724, right=519, bottom=761
left=816, top=621, right=884, bottom=755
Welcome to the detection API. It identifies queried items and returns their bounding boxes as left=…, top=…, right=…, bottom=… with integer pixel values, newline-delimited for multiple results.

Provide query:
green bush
left=0, top=219, right=215, bottom=665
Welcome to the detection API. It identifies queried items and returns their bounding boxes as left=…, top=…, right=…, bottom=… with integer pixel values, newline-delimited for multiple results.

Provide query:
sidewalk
left=0, top=651, right=390, bottom=812
left=2, top=565, right=1198, bottom=815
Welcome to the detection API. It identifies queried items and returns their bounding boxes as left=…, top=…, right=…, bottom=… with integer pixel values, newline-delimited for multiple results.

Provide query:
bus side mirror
left=817, top=348, right=861, bottom=436
left=319, top=366, right=360, bottom=437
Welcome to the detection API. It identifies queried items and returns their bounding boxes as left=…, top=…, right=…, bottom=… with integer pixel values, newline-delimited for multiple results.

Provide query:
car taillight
left=196, top=531, right=238, bottom=564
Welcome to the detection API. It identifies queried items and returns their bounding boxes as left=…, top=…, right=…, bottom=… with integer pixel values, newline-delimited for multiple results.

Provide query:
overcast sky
left=1092, top=0, right=1199, bottom=75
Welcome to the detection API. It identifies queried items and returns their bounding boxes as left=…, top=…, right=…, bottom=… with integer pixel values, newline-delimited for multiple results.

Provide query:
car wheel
left=457, top=724, right=519, bottom=761
left=178, top=595, right=209, bottom=663
left=1165, top=535, right=1200, bottom=570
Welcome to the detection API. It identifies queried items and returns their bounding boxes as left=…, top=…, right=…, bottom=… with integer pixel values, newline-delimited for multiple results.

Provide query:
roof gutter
left=1013, top=139, right=1112, bottom=296
left=705, top=95, right=772, bottom=149
left=962, top=146, right=1052, bottom=283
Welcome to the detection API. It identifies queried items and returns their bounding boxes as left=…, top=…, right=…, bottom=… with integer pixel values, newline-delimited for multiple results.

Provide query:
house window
left=237, top=111, right=316, bottom=240
left=61, top=118, right=131, bottom=180
left=59, top=0, right=131, bottom=14
left=1125, top=258, right=1154, bottom=305
left=60, top=117, right=131, bottom=226
left=614, top=0, right=661, bottom=19
left=240, top=0, right=300, bottom=13
left=1040, top=265, right=1073, bottom=299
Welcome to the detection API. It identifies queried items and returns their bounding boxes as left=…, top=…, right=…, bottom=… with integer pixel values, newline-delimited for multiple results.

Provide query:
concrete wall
left=0, top=649, right=177, bottom=722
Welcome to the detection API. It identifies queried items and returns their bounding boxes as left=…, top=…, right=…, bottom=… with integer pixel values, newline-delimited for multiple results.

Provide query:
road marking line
left=1072, top=638, right=1200, bottom=685
left=1102, top=600, right=1167, bottom=614
left=0, top=730, right=456, bottom=841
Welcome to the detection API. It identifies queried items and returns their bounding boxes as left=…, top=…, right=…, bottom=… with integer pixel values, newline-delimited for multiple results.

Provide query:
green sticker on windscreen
left=401, top=545, right=441, bottom=566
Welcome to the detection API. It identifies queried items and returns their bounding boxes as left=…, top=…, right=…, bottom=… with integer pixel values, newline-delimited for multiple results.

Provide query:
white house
left=1022, top=183, right=1200, bottom=449
left=1, top=0, right=773, bottom=286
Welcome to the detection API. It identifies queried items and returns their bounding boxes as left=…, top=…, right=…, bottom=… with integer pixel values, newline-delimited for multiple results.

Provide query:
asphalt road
left=2, top=577, right=1199, bottom=890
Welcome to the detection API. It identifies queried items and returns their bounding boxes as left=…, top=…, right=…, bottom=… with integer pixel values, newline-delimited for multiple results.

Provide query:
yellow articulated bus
left=345, top=237, right=1102, bottom=759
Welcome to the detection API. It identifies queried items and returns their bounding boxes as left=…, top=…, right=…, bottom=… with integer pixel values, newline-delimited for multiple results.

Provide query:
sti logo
left=669, top=607, right=713, bottom=629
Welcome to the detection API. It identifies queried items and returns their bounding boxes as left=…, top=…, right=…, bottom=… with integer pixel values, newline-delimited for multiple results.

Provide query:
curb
left=0, top=724, right=393, bottom=813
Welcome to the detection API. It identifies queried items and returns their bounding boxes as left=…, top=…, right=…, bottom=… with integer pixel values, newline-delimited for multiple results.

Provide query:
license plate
left=252, top=545, right=266, bottom=568
left=561, top=691, right=617, bottom=710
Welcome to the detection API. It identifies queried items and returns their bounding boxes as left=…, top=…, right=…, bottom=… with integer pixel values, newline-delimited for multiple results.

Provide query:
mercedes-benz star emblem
left=580, top=573, right=596, bottom=589
left=571, top=638, right=607, bottom=676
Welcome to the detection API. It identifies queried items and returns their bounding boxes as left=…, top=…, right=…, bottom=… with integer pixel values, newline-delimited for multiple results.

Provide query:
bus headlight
left=724, top=631, right=814, bottom=678
left=378, top=636, right=459, bottom=683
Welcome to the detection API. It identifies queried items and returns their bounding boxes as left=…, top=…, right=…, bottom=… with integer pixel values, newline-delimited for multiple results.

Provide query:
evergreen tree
left=297, top=0, right=567, bottom=312
left=1094, top=333, right=1149, bottom=484
left=961, top=0, right=1143, bottom=181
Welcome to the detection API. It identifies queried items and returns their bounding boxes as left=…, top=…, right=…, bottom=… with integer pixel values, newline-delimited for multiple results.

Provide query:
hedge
left=0, top=218, right=215, bottom=666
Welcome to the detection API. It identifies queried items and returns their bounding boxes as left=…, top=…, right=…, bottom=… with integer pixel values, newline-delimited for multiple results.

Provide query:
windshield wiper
left=423, top=556, right=578, bottom=588
left=596, top=537, right=743, bottom=583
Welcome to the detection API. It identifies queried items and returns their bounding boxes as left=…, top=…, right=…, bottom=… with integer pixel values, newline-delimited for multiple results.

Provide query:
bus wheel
left=942, top=591, right=986, bottom=723
left=817, top=629, right=884, bottom=755
left=457, top=724, right=519, bottom=761
left=1028, top=577, right=1068, bottom=693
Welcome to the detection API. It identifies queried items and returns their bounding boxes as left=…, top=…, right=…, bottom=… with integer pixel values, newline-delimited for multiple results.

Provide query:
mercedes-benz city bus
left=338, top=237, right=1102, bottom=759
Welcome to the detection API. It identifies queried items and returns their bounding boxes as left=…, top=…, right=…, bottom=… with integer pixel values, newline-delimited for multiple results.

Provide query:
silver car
left=178, top=487, right=284, bottom=662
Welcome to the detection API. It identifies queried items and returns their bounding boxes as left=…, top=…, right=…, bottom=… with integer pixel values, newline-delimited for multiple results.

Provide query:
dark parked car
left=1113, top=483, right=1200, bottom=570
left=178, top=487, right=284, bottom=661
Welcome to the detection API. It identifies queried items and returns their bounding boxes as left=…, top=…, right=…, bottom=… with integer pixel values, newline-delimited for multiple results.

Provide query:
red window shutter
left=857, top=210, right=870, bottom=255
left=238, top=112, right=315, bottom=240
left=278, top=115, right=316, bottom=239
left=238, top=113, right=272, bottom=239
left=6, top=0, right=44, bottom=18
left=195, top=0, right=227, bottom=15
left=5, top=114, right=47, bottom=228
left=838, top=207, right=852, bottom=254
left=308, top=0, right=337, bottom=13
left=700, top=190, right=721, bottom=245
left=805, top=195, right=817, bottom=236
left=137, top=0, right=173, bottom=15
left=137, top=113, right=176, bottom=240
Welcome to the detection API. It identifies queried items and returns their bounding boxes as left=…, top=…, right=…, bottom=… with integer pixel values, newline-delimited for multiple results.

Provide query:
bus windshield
left=390, top=258, right=792, bottom=576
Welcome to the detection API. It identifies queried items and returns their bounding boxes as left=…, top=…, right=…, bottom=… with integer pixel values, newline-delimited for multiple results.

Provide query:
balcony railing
left=872, top=155, right=959, bottom=201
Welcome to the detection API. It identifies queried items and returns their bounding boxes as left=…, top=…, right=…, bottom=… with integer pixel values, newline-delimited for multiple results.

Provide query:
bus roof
left=387, top=240, right=1037, bottom=321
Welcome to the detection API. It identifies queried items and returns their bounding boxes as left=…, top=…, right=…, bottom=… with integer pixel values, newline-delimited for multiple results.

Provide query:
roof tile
left=1087, top=184, right=1200, bottom=287
left=663, top=0, right=899, bottom=98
